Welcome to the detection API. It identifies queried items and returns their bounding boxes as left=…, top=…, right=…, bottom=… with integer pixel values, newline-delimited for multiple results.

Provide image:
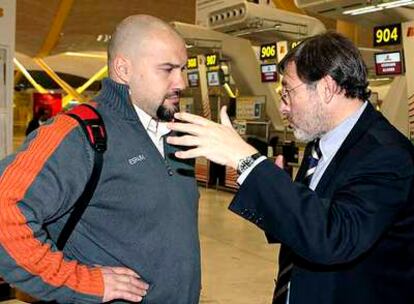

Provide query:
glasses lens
left=280, top=87, right=289, bottom=105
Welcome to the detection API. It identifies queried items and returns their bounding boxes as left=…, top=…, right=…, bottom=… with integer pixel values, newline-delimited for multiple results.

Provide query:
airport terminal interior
left=0, top=0, right=413, bottom=303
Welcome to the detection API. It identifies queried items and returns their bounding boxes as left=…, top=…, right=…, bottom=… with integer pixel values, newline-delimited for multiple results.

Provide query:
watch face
left=237, top=153, right=261, bottom=174
left=238, top=157, right=254, bottom=174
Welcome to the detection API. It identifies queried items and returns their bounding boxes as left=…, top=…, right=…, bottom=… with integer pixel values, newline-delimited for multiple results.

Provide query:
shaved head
left=108, top=14, right=184, bottom=77
left=107, top=14, right=188, bottom=121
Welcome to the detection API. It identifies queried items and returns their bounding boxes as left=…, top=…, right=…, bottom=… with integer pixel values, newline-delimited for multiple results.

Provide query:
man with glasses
left=167, top=32, right=414, bottom=303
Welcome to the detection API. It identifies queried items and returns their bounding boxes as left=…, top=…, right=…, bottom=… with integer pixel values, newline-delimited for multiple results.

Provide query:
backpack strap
left=56, top=103, right=107, bottom=250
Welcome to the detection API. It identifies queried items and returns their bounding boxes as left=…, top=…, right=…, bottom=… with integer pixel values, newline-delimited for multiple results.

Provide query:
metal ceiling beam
left=13, top=58, right=48, bottom=93
left=62, top=65, right=108, bottom=106
left=36, top=0, right=75, bottom=58
left=34, top=58, right=85, bottom=102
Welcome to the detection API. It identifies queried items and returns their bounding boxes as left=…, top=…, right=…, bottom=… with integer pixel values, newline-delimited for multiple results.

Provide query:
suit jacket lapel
left=315, top=103, right=382, bottom=194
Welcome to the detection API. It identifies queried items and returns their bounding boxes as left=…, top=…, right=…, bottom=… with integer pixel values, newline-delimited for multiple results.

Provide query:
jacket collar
left=314, top=102, right=382, bottom=193
left=94, top=78, right=139, bottom=121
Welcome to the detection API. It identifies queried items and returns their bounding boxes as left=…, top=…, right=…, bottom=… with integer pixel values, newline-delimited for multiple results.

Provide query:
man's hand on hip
left=100, top=266, right=149, bottom=303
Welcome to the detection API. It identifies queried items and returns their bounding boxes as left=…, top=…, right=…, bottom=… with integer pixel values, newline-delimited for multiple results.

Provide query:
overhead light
left=343, top=0, right=414, bottom=15
left=96, top=34, right=111, bottom=42
left=343, top=5, right=384, bottom=15
left=351, top=6, right=384, bottom=15
left=64, top=52, right=107, bottom=59
left=379, top=0, right=414, bottom=8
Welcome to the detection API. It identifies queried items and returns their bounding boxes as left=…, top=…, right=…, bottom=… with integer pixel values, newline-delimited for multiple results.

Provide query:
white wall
left=402, top=21, right=414, bottom=141
left=381, top=76, right=408, bottom=136
left=0, top=0, right=16, bottom=158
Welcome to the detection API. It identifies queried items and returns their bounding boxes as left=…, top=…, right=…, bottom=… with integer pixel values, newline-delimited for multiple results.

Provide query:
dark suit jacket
left=229, top=103, right=414, bottom=303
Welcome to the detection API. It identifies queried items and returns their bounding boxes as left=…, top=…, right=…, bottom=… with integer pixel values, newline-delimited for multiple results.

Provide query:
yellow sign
left=187, top=57, right=197, bottom=69
left=260, top=43, right=277, bottom=60
left=291, top=40, right=302, bottom=49
left=374, top=24, right=401, bottom=46
left=206, top=54, right=218, bottom=67
left=276, top=41, right=288, bottom=63
left=0, top=8, right=3, bottom=17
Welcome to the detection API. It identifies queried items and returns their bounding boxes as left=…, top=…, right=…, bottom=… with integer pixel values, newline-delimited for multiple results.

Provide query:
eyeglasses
left=279, top=82, right=306, bottom=106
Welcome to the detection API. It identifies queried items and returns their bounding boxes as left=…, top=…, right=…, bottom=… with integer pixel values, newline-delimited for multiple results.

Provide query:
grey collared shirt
left=309, top=101, right=367, bottom=190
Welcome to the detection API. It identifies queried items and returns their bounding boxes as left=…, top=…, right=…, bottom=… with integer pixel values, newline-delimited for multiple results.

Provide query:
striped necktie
left=272, top=139, right=321, bottom=304
left=303, top=139, right=322, bottom=186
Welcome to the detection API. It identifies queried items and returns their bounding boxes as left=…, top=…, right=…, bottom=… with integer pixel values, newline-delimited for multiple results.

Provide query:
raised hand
left=167, top=106, right=258, bottom=169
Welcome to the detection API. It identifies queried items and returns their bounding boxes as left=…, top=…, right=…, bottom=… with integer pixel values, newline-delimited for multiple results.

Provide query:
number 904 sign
left=373, top=24, right=401, bottom=47
left=260, top=43, right=277, bottom=60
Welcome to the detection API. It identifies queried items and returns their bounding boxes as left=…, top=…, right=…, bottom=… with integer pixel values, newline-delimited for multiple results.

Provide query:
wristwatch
left=237, top=152, right=262, bottom=175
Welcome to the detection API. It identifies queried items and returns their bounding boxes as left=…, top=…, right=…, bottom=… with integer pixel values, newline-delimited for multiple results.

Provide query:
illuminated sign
left=260, top=43, right=277, bottom=60
left=276, top=41, right=288, bottom=63
left=187, top=57, right=198, bottom=69
left=207, top=71, right=220, bottom=86
left=187, top=72, right=199, bottom=87
left=290, top=41, right=301, bottom=49
left=260, top=64, right=278, bottom=82
left=374, top=51, right=403, bottom=76
left=205, top=54, right=218, bottom=67
left=374, top=23, right=401, bottom=47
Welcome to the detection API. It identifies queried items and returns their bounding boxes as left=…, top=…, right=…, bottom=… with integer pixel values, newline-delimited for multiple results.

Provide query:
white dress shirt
left=133, top=104, right=170, bottom=158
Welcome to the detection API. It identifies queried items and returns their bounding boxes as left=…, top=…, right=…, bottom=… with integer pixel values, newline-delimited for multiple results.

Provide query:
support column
left=0, top=0, right=16, bottom=158
left=402, top=21, right=414, bottom=142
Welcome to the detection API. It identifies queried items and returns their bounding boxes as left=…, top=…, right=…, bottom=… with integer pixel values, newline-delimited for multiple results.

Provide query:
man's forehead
left=282, top=62, right=299, bottom=84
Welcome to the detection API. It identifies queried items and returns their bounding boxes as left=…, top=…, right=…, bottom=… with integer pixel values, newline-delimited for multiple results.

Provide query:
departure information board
left=187, top=57, right=197, bottom=69
left=260, top=43, right=277, bottom=60
left=205, top=54, right=218, bottom=67
left=374, top=23, right=401, bottom=47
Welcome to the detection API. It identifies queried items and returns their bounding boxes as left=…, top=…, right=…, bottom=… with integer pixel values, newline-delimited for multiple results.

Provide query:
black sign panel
left=205, top=54, right=218, bottom=67
left=374, top=23, right=401, bottom=47
left=187, top=57, right=198, bottom=69
left=260, top=43, right=277, bottom=60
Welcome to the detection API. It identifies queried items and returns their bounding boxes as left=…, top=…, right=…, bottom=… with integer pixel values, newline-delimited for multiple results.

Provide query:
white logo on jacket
left=128, top=154, right=146, bottom=165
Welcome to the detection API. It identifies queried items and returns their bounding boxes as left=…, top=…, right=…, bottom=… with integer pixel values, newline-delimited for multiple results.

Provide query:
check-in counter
left=195, top=157, right=209, bottom=184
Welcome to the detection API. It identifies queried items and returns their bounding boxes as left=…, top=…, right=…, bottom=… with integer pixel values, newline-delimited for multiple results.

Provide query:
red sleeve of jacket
left=0, top=114, right=104, bottom=301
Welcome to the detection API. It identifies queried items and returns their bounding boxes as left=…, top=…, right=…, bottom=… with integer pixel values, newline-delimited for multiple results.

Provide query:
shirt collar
left=319, top=101, right=368, bottom=160
left=132, top=104, right=170, bottom=137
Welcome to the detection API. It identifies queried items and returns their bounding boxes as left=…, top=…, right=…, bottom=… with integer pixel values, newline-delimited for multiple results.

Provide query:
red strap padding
left=66, top=102, right=99, bottom=120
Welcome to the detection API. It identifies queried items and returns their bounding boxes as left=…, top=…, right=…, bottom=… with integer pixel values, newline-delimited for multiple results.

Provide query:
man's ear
left=318, top=75, right=338, bottom=104
left=112, top=55, right=131, bottom=84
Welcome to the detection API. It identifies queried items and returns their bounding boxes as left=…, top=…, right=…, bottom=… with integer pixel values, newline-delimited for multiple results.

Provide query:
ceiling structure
left=16, top=0, right=196, bottom=57
left=296, top=0, right=414, bottom=27
left=14, top=0, right=412, bottom=84
left=15, top=0, right=196, bottom=81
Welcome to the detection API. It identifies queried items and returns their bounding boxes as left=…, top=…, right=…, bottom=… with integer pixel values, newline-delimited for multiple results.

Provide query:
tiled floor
left=198, top=187, right=279, bottom=304
left=6, top=134, right=280, bottom=303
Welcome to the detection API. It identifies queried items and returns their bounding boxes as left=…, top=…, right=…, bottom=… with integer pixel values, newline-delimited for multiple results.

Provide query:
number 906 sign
left=374, top=24, right=401, bottom=47
left=260, top=43, right=277, bottom=60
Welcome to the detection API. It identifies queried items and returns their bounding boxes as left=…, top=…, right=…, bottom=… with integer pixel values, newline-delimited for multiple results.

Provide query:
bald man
left=0, top=15, right=200, bottom=303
